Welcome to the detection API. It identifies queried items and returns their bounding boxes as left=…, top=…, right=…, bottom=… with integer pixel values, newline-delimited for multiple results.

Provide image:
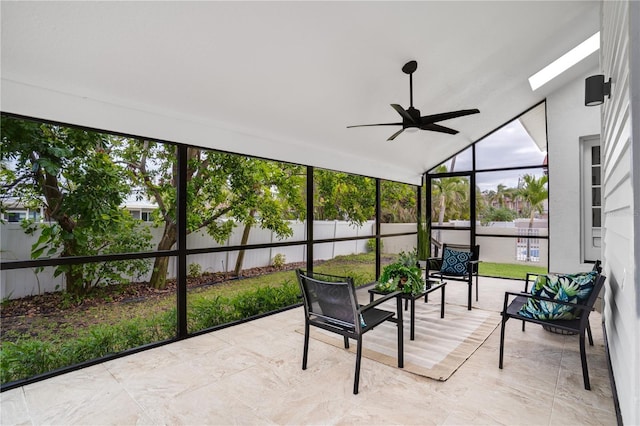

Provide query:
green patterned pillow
left=518, top=271, right=597, bottom=320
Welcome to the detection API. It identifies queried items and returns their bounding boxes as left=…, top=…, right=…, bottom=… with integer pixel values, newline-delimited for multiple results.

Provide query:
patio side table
left=368, top=280, right=446, bottom=341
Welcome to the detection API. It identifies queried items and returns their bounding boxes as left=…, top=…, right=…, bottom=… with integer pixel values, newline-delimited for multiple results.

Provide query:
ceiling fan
left=347, top=60, right=480, bottom=141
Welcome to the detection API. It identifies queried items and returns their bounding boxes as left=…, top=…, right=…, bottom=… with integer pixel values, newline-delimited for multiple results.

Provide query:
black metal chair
left=427, top=243, right=480, bottom=310
left=295, top=269, right=403, bottom=394
left=498, top=271, right=606, bottom=390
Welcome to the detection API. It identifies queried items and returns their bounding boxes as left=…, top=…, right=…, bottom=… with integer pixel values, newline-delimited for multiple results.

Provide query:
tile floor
left=0, top=277, right=617, bottom=425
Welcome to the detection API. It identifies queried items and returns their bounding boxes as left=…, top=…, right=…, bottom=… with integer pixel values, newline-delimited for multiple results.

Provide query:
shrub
left=366, top=238, right=383, bottom=253
left=272, top=253, right=286, bottom=269
left=188, top=263, right=202, bottom=278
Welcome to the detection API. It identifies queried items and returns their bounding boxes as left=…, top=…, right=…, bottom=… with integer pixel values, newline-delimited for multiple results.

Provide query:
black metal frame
left=0, top=112, right=419, bottom=392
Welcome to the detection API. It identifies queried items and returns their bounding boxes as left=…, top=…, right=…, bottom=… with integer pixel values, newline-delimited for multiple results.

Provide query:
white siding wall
left=546, top=70, right=601, bottom=273
left=601, top=1, right=640, bottom=424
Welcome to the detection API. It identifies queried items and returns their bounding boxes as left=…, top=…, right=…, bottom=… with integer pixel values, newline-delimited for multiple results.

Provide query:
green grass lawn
left=478, top=262, right=547, bottom=280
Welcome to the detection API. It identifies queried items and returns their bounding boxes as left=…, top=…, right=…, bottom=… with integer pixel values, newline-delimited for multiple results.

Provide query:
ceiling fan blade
left=420, top=109, right=480, bottom=124
left=387, top=128, right=406, bottom=141
left=390, top=104, right=416, bottom=123
left=420, top=123, right=459, bottom=135
left=347, top=122, right=403, bottom=128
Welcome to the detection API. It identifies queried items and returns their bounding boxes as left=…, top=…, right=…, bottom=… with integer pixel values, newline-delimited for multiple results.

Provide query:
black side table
left=369, top=280, right=446, bottom=340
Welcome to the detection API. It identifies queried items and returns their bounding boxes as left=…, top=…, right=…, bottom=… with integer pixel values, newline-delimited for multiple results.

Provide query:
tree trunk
left=61, top=239, right=85, bottom=296
left=526, top=212, right=534, bottom=261
left=234, top=210, right=256, bottom=276
left=150, top=222, right=177, bottom=289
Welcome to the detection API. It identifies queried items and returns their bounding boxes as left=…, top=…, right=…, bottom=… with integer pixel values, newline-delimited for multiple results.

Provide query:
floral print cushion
left=518, top=271, right=597, bottom=320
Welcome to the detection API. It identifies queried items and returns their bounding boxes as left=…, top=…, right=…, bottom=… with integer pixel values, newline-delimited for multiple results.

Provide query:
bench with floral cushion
left=498, top=263, right=606, bottom=390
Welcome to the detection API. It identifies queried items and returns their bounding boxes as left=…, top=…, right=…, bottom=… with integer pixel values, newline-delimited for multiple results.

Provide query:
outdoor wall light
left=585, top=74, right=611, bottom=106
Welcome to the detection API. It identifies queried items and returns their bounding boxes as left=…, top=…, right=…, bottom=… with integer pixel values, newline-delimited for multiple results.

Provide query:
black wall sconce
left=585, top=74, right=611, bottom=106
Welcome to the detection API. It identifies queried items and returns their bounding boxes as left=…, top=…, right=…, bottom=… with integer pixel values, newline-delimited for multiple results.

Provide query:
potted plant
left=416, top=221, right=430, bottom=269
left=375, top=250, right=425, bottom=295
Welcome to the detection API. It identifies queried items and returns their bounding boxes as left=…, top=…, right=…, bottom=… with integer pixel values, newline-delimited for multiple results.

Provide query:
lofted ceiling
left=1, top=1, right=600, bottom=185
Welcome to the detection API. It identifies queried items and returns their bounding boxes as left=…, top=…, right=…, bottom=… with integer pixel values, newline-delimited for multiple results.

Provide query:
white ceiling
left=1, top=1, right=600, bottom=185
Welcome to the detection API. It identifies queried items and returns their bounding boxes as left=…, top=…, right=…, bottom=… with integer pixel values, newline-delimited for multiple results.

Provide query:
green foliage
left=481, top=206, right=517, bottom=224
left=0, top=279, right=300, bottom=384
left=417, top=222, right=430, bottom=260
left=118, top=141, right=307, bottom=289
left=366, top=238, right=382, bottom=253
left=431, top=167, right=470, bottom=223
left=271, top=253, right=286, bottom=269
left=188, top=263, right=203, bottom=278
left=380, top=180, right=417, bottom=223
left=376, top=251, right=424, bottom=295
left=313, top=169, right=376, bottom=225
left=1, top=116, right=153, bottom=295
left=396, top=249, right=418, bottom=267
left=518, top=174, right=548, bottom=225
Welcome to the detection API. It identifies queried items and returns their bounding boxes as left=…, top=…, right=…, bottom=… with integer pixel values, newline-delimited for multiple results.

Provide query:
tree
left=518, top=174, right=548, bottom=228
left=0, top=116, right=153, bottom=296
left=380, top=180, right=416, bottom=223
left=517, top=173, right=548, bottom=261
left=313, top=169, right=376, bottom=225
left=119, top=140, right=306, bottom=288
left=431, top=166, right=469, bottom=226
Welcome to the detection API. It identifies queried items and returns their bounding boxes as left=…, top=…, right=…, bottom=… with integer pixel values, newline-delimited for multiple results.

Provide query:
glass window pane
left=1, top=263, right=176, bottom=384
left=592, top=166, right=601, bottom=185
left=429, top=147, right=473, bottom=173
left=476, top=104, right=547, bottom=170
left=312, top=243, right=376, bottom=286
left=476, top=236, right=548, bottom=277
left=592, top=208, right=602, bottom=227
left=592, top=188, right=602, bottom=206
left=591, top=146, right=601, bottom=165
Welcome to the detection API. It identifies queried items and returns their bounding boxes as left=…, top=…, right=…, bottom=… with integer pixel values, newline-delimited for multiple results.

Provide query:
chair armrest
left=426, top=258, right=442, bottom=272
left=360, top=290, right=401, bottom=313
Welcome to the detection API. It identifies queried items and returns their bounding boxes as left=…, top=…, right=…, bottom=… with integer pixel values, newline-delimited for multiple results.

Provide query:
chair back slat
left=296, top=270, right=359, bottom=329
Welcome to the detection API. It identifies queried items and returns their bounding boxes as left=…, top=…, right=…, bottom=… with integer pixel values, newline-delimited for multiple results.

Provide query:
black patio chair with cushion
left=499, top=268, right=606, bottom=390
left=427, top=243, right=480, bottom=310
left=295, top=269, right=403, bottom=394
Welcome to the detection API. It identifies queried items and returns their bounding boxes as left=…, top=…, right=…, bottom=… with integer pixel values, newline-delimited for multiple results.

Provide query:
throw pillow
left=518, top=271, right=597, bottom=320
left=440, top=247, right=472, bottom=276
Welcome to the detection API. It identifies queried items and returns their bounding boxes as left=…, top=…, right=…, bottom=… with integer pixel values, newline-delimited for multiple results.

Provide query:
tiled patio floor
left=0, top=277, right=617, bottom=425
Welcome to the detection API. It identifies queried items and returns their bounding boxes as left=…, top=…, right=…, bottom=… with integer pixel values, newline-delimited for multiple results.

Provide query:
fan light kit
left=347, top=60, right=479, bottom=141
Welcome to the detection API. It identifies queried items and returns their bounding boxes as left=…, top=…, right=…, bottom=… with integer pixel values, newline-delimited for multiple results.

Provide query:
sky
left=436, top=119, right=547, bottom=192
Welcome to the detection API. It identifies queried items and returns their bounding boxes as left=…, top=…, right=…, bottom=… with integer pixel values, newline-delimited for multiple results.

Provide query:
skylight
left=528, top=32, right=600, bottom=91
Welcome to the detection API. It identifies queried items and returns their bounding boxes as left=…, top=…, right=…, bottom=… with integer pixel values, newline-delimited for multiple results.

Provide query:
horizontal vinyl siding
left=601, top=0, right=639, bottom=424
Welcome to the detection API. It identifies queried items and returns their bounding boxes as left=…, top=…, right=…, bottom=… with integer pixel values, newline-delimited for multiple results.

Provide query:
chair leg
left=302, top=322, right=310, bottom=370
left=499, top=316, right=507, bottom=369
left=475, top=273, right=479, bottom=302
left=467, top=281, right=472, bottom=310
left=354, top=336, right=363, bottom=394
left=579, top=332, right=591, bottom=390
left=344, top=336, right=349, bottom=349
left=587, top=323, right=594, bottom=346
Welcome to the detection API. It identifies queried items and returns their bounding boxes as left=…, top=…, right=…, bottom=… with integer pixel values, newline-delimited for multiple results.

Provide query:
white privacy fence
left=1, top=220, right=547, bottom=299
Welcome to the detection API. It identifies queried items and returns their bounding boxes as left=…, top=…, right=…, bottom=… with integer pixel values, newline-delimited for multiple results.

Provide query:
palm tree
left=431, top=165, right=469, bottom=244
left=517, top=174, right=548, bottom=260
